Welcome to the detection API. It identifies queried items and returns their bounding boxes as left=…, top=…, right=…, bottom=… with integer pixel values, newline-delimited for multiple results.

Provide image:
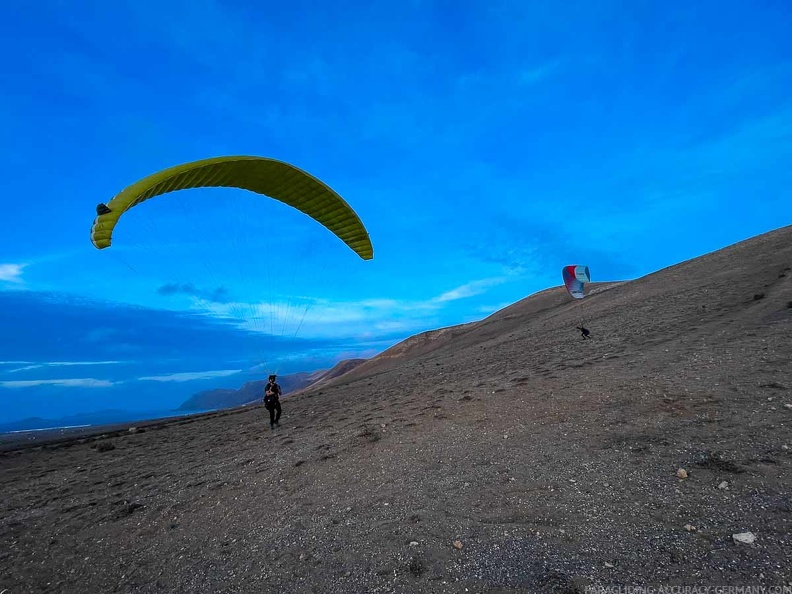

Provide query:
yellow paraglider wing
left=90, top=156, right=373, bottom=260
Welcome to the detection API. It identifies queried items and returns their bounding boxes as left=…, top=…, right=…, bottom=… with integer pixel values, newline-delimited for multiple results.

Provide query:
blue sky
left=1, top=0, right=791, bottom=423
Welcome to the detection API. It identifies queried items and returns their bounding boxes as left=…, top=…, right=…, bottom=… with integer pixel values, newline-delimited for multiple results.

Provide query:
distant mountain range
left=0, top=359, right=368, bottom=435
left=176, top=358, right=368, bottom=411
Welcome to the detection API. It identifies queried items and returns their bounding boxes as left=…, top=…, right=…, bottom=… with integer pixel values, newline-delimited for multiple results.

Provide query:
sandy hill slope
left=321, top=280, right=625, bottom=389
left=1, top=225, right=790, bottom=593
left=305, top=357, right=367, bottom=387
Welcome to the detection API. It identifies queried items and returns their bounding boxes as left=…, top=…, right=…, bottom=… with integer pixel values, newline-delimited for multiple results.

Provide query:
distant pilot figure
left=264, top=374, right=282, bottom=429
left=577, top=326, right=591, bottom=339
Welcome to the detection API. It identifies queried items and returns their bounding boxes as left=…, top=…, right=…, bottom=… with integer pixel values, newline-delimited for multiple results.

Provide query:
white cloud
left=0, top=263, right=25, bottom=283
left=203, top=297, right=423, bottom=334
left=189, top=277, right=511, bottom=342
left=138, top=370, right=241, bottom=383
left=4, top=360, right=127, bottom=374
left=0, top=378, right=115, bottom=388
left=433, top=278, right=509, bottom=303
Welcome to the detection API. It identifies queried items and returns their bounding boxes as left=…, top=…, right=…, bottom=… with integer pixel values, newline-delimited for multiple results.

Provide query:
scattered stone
left=677, top=468, right=688, bottom=479
left=684, top=524, right=697, bottom=532
left=453, top=540, right=463, bottom=549
left=718, top=481, right=730, bottom=490
left=732, top=532, right=756, bottom=545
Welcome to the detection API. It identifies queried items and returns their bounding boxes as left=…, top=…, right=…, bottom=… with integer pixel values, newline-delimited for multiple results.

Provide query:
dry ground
left=1, top=225, right=791, bottom=593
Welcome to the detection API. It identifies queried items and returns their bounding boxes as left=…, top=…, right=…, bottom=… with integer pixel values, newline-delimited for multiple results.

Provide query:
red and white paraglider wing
left=562, top=265, right=590, bottom=299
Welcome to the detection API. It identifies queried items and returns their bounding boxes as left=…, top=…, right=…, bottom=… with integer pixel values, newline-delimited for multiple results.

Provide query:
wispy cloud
left=138, top=370, right=241, bottom=383
left=157, top=283, right=232, bottom=304
left=0, top=263, right=25, bottom=283
left=167, top=268, right=517, bottom=349
left=203, top=297, right=412, bottom=332
left=200, top=279, right=509, bottom=340
left=433, top=278, right=509, bottom=303
left=3, top=360, right=127, bottom=374
left=0, top=378, right=116, bottom=389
